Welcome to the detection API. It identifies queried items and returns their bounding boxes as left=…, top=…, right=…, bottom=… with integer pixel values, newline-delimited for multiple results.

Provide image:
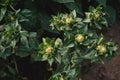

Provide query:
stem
left=13, top=56, right=19, bottom=74
left=10, top=5, right=16, bottom=12
left=0, top=3, right=6, bottom=6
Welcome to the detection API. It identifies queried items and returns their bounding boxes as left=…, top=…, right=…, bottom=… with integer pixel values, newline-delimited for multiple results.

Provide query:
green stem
left=13, top=56, right=19, bottom=74
left=10, top=5, right=16, bottom=12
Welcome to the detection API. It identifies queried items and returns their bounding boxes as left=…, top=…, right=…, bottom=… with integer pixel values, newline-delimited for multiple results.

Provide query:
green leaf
left=16, top=48, right=31, bottom=57
left=71, top=10, right=77, bottom=18
left=7, top=65, right=16, bottom=75
left=20, top=9, right=39, bottom=31
left=0, top=45, right=5, bottom=53
left=52, top=0, right=74, bottom=3
left=55, top=38, right=63, bottom=47
left=48, top=58, right=54, bottom=66
left=97, top=36, right=104, bottom=44
left=105, top=6, right=116, bottom=25
left=66, top=43, right=74, bottom=48
left=0, top=7, right=7, bottom=21
left=42, top=54, right=48, bottom=61
left=39, top=13, right=58, bottom=33
left=0, top=71, right=7, bottom=78
left=31, top=54, right=41, bottom=61
left=21, top=35, right=29, bottom=48
left=10, top=40, right=17, bottom=49
left=82, top=25, right=88, bottom=33
left=19, top=9, right=32, bottom=22
left=29, top=33, right=39, bottom=50
left=55, top=54, right=62, bottom=64
left=20, top=31, right=28, bottom=37
left=83, top=12, right=91, bottom=23
left=81, top=50, right=97, bottom=59
left=95, top=0, right=106, bottom=7
left=0, top=48, right=12, bottom=59
left=65, top=2, right=83, bottom=15
left=67, top=69, right=76, bottom=78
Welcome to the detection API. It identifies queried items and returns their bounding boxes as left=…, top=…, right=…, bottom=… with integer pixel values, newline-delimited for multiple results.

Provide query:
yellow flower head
left=45, top=46, right=53, bottom=54
left=75, top=34, right=84, bottom=43
left=96, top=45, right=106, bottom=53
left=95, top=13, right=100, bottom=19
left=59, top=77, right=64, bottom=80
left=66, top=17, right=72, bottom=24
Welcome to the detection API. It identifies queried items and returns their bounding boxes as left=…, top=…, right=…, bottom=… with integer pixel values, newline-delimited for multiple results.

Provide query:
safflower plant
left=38, top=6, right=117, bottom=80
left=0, top=0, right=118, bottom=79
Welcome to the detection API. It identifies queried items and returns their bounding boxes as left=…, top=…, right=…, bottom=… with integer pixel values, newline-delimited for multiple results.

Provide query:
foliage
left=0, top=0, right=118, bottom=80
left=39, top=8, right=117, bottom=80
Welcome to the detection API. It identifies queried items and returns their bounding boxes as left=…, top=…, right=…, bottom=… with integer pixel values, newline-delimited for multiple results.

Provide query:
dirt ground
left=83, top=21, right=120, bottom=80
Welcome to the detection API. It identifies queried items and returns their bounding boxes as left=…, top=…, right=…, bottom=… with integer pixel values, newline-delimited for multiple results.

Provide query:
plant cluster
left=0, top=0, right=118, bottom=80
left=38, top=6, right=117, bottom=80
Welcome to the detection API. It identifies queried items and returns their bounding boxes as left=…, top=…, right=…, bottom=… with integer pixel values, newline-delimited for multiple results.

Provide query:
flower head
left=45, top=46, right=53, bottom=54
left=75, top=34, right=84, bottom=43
left=59, top=77, right=64, bottom=80
left=96, top=45, right=106, bottom=53
left=95, top=13, right=100, bottom=19
left=66, top=17, right=72, bottom=24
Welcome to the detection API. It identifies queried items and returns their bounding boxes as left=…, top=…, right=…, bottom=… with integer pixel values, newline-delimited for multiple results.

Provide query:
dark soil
left=83, top=21, right=120, bottom=80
